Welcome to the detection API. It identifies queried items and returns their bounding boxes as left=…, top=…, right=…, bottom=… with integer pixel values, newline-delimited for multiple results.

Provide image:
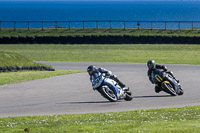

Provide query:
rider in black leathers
left=147, top=60, right=179, bottom=93
left=87, top=65, right=128, bottom=90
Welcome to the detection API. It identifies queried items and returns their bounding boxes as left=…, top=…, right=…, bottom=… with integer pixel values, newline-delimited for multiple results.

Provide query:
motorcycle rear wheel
left=177, top=88, right=184, bottom=95
left=124, top=91, right=133, bottom=101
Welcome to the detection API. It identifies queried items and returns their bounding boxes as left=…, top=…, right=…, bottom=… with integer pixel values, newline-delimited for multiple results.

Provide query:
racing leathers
left=89, top=67, right=126, bottom=90
left=148, top=64, right=167, bottom=84
left=147, top=64, right=178, bottom=93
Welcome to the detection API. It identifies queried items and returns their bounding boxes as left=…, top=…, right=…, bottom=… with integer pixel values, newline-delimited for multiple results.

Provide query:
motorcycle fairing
left=152, top=69, right=179, bottom=93
left=165, top=74, right=179, bottom=92
left=151, top=69, right=163, bottom=84
left=103, top=78, right=120, bottom=100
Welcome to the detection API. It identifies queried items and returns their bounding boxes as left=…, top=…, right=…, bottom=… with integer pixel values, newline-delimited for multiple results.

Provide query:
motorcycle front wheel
left=99, top=86, right=118, bottom=102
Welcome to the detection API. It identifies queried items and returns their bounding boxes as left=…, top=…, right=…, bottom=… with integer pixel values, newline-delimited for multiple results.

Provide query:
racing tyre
left=177, top=88, right=184, bottom=95
left=124, top=91, right=133, bottom=101
left=163, top=82, right=177, bottom=96
left=99, top=86, right=117, bottom=102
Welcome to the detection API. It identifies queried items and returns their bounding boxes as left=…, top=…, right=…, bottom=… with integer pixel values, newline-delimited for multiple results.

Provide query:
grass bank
left=0, top=106, right=199, bottom=133
left=0, top=70, right=84, bottom=85
left=0, top=51, right=84, bottom=85
left=0, top=44, right=200, bottom=65
left=0, top=51, right=40, bottom=67
left=1, top=28, right=200, bottom=37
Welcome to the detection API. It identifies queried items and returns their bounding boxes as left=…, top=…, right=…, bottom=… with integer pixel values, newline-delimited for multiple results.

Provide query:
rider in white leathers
left=87, top=65, right=128, bottom=90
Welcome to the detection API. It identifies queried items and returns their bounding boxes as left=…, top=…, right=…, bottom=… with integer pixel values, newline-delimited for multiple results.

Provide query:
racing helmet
left=147, top=60, right=156, bottom=69
left=87, top=65, right=97, bottom=75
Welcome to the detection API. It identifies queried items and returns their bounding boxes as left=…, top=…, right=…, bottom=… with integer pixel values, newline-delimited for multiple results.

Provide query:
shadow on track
left=133, top=95, right=171, bottom=98
left=57, top=101, right=111, bottom=104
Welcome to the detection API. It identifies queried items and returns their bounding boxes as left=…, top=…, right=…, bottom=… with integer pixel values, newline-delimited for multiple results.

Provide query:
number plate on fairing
left=92, top=75, right=104, bottom=89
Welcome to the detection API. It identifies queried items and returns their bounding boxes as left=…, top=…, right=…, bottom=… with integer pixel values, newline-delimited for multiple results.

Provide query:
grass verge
left=0, top=44, right=200, bottom=65
left=0, top=44, right=199, bottom=132
left=0, top=70, right=84, bottom=85
left=0, top=51, right=41, bottom=67
left=1, top=28, right=200, bottom=37
left=0, top=106, right=199, bottom=133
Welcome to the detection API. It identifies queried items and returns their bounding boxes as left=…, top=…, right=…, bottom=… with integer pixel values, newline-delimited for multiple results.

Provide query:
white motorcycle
left=92, top=72, right=133, bottom=102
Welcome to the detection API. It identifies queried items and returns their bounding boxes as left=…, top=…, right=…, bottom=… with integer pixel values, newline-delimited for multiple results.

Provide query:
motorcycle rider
left=87, top=65, right=129, bottom=91
left=147, top=60, right=179, bottom=93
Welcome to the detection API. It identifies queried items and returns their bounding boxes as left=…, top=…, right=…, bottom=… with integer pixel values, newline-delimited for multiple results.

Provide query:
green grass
left=0, top=106, right=199, bottom=133
left=0, top=51, right=41, bottom=67
left=0, top=70, right=84, bottom=85
left=0, top=44, right=200, bottom=65
left=0, top=44, right=199, bottom=132
left=0, top=51, right=83, bottom=85
left=1, top=28, right=200, bottom=37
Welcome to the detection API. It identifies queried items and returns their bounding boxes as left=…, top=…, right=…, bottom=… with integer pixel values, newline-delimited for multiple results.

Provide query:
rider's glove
left=106, top=71, right=112, bottom=76
left=163, top=66, right=168, bottom=72
left=102, top=73, right=106, bottom=77
left=103, top=71, right=112, bottom=77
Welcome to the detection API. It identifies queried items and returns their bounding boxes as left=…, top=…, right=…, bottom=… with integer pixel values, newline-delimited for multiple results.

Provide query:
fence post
left=28, top=21, right=30, bottom=31
left=56, top=21, right=58, bottom=30
left=137, top=21, right=140, bottom=30
left=110, top=20, right=112, bottom=29
left=124, top=21, right=126, bottom=30
left=165, top=21, right=167, bottom=30
left=83, top=21, right=85, bottom=30
left=151, top=21, right=153, bottom=30
left=69, top=21, right=71, bottom=30
left=0, top=21, right=1, bottom=31
left=42, top=21, right=44, bottom=31
left=14, top=21, right=16, bottom=31
left=96, top=20, right=98, bottom=29
left=192, top=21, right=194, bottom=31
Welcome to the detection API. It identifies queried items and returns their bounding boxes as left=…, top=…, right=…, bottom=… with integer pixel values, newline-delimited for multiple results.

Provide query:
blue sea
left=0, top=1, right=200, bottom=29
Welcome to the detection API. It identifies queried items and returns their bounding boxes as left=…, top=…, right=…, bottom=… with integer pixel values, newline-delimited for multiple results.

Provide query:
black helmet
left=87, top=65, right=96, bottom=75
left=147, top=60, right=156, bottom=69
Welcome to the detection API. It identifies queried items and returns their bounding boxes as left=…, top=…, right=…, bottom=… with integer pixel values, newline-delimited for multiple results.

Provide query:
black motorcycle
left=151, top=69, right=184, bottom=96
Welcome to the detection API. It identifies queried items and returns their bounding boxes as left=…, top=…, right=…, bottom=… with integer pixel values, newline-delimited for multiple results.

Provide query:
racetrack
left=0, top=61, right=200, bottom=117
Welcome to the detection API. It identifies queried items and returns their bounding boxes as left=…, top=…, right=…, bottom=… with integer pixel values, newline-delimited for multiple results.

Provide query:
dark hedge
left=0, top=66, right=55, bottom=73
left=0, top=35, right=199, bottom=44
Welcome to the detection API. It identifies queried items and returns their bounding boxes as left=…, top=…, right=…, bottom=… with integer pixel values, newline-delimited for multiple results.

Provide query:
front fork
left=161, top=79, right=178, bottom=93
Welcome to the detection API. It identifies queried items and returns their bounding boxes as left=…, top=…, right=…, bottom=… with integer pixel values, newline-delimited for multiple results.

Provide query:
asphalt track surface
left=0, top=61, right=200, bottom=117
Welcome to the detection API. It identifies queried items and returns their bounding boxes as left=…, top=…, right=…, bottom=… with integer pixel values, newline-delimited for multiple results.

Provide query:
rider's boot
left=111, top=75, right=129, bottom=93
left=122, top=86, right=129, bottom=91
left=113, top=76, right=126, bottom=89
left=155, top=85, right=161, bottom=93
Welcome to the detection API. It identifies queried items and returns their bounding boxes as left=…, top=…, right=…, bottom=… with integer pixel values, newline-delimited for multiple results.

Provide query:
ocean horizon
left=0, top=1, right=200, bottom=29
